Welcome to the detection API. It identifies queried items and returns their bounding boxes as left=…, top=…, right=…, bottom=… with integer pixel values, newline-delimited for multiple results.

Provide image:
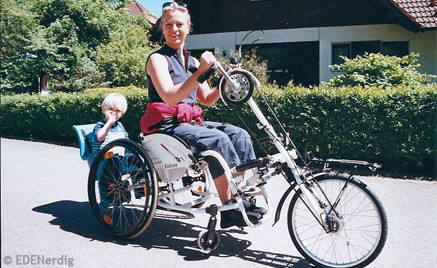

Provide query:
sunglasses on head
left=162, top=2, right=187, bottom=9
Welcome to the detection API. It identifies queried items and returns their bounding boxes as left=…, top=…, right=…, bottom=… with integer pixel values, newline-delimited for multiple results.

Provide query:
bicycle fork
left=247, top=100, right=334, bottom=230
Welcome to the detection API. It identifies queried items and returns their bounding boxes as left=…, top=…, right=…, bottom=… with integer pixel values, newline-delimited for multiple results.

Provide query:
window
left=241, top=43, right=290, bottom=84
left=331, top=41, right=409, bottom=65
left=351, top=41, right=381, bottom=58
left=241, top=42, right=319, bottom=86
left=382, top=41, right=409, bottom=57
left=332, top=44, right=350, bottom=65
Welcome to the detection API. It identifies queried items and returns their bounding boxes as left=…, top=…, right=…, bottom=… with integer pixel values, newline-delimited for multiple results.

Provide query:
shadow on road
left=33, top=200, right=311, bottom=268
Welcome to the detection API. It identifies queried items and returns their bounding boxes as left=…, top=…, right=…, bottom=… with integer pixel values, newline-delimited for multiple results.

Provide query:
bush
left=0, top=88, right=148, bottom=143
left=325, top=53, right=435, bottom=89
left=203, top=84, right=437, bottom=173
left=1, top=84, right=436, bottom=174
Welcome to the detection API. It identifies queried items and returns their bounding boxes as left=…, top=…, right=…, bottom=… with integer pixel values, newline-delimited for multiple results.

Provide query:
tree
left=1, top=0, right=154, bottom=93
left=96, top=19, right=157, bottom=88
left=0, top=0, right=40, bottom=93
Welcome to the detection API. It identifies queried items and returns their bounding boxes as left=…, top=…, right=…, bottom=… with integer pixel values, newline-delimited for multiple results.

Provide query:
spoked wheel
left=288, top=173, right=387, bottom=268
left=197, top=230, right=220, bottom=253
left=220, top=69, right=254, bottom=106
left=88, top=139, right=158, bottom=239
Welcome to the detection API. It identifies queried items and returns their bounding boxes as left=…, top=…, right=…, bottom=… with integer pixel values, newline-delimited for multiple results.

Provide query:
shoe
left=220, top=199, right=264, bottom=229
left=220, top=209, right=262, bottom=229
left=242, top=198, right=267, bottom=216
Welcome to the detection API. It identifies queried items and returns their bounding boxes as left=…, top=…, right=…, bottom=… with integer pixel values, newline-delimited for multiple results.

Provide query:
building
left=124, top=0, right=157, bottom=25
left=184, top=0, right=437, bottom=86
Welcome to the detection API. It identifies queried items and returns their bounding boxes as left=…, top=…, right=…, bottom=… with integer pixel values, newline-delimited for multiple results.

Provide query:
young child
left=92, top=93, right=129, bottom=154
left=92, top=93, right=130, bottom=205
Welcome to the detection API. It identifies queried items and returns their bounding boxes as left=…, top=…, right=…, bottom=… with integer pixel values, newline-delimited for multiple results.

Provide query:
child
left=92, top=93, right=129, bottom=154
left=92, top=93, right=130, bottom=205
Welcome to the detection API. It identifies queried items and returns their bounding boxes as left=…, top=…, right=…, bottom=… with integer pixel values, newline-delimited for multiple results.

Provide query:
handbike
left=86, top=31, right=387, bottom=267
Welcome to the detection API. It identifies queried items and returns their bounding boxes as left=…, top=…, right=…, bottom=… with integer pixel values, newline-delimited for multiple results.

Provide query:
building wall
left=186, top=24, right=437, bottom=83
left=319, top=24, right=437, bottom=81
left=185, top=0, right=392, bottom=34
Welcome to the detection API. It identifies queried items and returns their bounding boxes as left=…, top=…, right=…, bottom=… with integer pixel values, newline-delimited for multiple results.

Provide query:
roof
left=391, top=0, right=437, bottom=29
left=124, top=0, right=158, bottom=25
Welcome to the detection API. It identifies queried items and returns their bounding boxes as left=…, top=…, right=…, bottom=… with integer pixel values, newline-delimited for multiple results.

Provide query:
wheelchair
left=73, top=31, right=388, bottom=267
left=73, top=123, right=274, bottom=251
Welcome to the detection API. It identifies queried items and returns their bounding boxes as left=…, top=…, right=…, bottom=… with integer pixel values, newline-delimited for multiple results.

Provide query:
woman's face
left=162, top=10, right=190, bottom=49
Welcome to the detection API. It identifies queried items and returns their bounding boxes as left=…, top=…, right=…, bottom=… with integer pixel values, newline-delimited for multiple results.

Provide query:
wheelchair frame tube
left=199, top=150, right=273, bottom=227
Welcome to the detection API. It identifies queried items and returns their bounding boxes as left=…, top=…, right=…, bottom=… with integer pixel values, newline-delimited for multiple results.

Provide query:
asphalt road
left=1, top=138, right=436, bottom=268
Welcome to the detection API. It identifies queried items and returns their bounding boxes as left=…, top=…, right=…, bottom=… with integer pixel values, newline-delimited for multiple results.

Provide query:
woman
left=140, top=2, right=265, bottom=228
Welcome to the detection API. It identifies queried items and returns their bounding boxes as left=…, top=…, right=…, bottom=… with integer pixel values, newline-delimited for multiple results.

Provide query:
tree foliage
left=210, top=48, right=269, bottom=87
left=1, top=0, right=154, bottom=93
left=96, top=24, right=158, bottom=88
left=1, top=0, right=39, bottom=93
left=325, top=52, right=435, bottom=89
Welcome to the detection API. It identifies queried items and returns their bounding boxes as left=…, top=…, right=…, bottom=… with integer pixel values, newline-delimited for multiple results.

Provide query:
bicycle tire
left=220, top=69, right=254, bottom=105
left=287, top=173, right=387, bottom=268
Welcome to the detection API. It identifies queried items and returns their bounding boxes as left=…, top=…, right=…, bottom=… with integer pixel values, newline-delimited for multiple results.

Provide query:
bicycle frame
left=215, top=63, right=328, bottom=225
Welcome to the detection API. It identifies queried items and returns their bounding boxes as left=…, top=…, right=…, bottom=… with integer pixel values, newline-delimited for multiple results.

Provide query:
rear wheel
left=288, top=173, right=387, bottom=267
left=88, top=139, right=158, bottom=239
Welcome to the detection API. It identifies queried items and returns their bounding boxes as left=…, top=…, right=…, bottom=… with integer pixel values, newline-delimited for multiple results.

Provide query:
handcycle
left=75, top=32, right=387, bottom=268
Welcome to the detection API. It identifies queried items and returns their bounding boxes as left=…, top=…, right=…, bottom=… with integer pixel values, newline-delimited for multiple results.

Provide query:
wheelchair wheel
left=88, top=139, right=158, bottom=239
left=287, top=173, right=387, bottom=268
left=197, top=230, right=220, bottom=253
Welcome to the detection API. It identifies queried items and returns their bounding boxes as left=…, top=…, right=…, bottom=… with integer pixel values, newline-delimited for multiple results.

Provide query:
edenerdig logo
left=3, top=255, right=74, bottom=267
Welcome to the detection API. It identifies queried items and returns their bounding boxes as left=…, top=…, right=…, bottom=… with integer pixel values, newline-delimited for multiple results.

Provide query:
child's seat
left=72, top=124, right=96, bottom=167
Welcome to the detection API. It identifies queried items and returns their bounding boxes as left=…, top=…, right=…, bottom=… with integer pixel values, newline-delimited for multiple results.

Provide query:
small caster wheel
left=197, top=230, right=220, bottom=253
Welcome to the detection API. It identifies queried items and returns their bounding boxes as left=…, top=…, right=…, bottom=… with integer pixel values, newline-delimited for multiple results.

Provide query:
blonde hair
left=101, top=93, right=128, bottom=114
left=160, top=2, right=192, bottom=33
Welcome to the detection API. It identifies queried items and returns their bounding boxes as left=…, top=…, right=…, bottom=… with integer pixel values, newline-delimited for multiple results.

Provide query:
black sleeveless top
left=147, top=45, right=198, bottom=103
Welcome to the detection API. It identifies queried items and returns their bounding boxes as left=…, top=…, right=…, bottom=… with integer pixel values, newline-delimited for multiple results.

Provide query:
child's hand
left=104, top=109, right=117, bottom=125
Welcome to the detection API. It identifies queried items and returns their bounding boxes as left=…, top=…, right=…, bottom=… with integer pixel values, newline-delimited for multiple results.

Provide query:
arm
left=96, top=111, right=117, bottom=142
left=146, top=51, right=215, bottom=106
left=195, top=58, right=221, bottom=106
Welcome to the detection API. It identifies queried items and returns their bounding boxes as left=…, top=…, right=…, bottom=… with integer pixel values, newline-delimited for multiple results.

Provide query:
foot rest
left=235, top=157, right=270, bottom=172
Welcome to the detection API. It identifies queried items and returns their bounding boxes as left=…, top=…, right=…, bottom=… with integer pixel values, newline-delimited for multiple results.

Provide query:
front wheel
left=288, top=173, right=387, bottom=268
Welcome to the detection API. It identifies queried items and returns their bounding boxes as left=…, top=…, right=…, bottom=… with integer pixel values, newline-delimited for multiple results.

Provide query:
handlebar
left=197, top=65, right=216, bottom=84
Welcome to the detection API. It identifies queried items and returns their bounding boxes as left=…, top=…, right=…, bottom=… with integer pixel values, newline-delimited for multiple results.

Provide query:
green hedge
left=0, top=88, right=147, bottom=144
left=1, top=84, right=436, bottom=174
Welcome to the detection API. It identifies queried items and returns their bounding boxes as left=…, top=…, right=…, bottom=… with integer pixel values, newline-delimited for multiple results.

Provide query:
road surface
left=1, top=138, right=436, bottom=267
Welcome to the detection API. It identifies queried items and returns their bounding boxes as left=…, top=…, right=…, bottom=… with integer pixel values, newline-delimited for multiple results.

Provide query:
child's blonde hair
left=101, top=93, right=128, bottom=114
